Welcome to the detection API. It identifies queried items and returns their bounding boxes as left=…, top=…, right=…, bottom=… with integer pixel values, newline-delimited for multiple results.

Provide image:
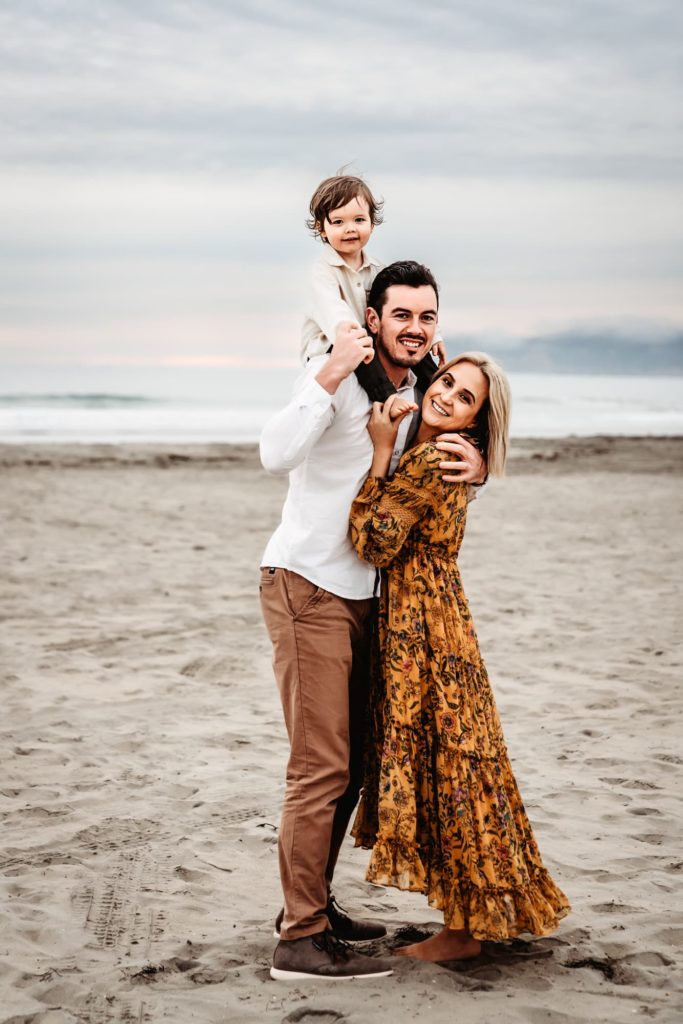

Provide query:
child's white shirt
left=300, top=244, right=383, bottom=363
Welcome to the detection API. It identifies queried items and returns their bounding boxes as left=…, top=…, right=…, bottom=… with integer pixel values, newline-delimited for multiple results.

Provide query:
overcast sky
left=1, top=0, right=681, bottom=367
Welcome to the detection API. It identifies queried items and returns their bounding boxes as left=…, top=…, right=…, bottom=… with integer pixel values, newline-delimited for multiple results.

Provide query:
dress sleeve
left=350, top=442, right=448, bottom=567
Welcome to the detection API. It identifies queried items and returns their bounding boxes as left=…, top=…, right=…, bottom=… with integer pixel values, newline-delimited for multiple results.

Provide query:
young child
left=301, top=173, right=445, bottom=402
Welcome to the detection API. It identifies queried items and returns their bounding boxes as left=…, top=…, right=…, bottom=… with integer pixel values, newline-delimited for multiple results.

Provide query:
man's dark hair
left=367, top=260, right=439, bottom=319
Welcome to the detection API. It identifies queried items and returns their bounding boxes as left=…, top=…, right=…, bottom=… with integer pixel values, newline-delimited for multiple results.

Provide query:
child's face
left=320, top=195, right=373, bottom=260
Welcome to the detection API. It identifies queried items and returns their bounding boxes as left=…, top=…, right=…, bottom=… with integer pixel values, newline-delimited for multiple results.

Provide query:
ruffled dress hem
left=356, top=834, right=570, bottom=941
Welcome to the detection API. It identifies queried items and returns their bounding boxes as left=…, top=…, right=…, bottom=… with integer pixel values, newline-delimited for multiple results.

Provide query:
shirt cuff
left=296, top=375, right=335, bottom=411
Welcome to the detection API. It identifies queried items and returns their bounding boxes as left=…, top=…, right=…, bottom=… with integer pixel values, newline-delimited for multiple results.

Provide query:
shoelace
left=311, top=930, right=354, bottom=963
left=327, top=894, right=350, bottom=920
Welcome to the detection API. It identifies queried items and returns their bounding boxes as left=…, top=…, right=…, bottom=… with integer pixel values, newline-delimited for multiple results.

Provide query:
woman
left=350, top=353, right=570, bottom=962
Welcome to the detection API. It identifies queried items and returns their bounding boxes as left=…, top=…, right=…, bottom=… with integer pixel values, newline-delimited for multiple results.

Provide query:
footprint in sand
left=72, top=848, right=167, bottom=956
left=282, top=1012, right=345, bottom=1024
left=592, top=901, right=642, bottom=914
left=653, top=926, right=683, bottom=948
left=521, top=1010, right=584, bottom=1024
left=564, top=955, right=635, bottom=986
left=599, top=777, right=662, bottom=791
left=97, top=994, right=153, bottom=1022
left=654, top=753, right=683, bottom=766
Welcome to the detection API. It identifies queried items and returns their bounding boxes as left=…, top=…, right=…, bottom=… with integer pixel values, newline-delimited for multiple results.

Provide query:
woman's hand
left=368, top=395, right=417, bottom=477
left=368, top=395, right=417, bottom=448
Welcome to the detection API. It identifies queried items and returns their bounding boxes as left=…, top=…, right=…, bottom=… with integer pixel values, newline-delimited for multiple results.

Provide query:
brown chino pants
left=259, top=566, right=374, bottom=941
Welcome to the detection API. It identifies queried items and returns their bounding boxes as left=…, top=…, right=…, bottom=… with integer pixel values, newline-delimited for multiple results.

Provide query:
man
left=259, top=262, right=486, bottom=981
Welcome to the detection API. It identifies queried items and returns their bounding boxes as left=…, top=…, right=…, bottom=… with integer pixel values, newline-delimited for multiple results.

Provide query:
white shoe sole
left=270, top=966, right=393, bottom=981
left=273, top=929, right=387, bottom=941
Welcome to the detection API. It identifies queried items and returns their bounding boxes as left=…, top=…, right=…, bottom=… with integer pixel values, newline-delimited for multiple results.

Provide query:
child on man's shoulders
left=301, top=173, right=445, bottom=403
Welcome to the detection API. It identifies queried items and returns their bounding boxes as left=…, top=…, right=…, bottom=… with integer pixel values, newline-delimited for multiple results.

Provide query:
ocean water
left=0, top=365, right=681, bottom=443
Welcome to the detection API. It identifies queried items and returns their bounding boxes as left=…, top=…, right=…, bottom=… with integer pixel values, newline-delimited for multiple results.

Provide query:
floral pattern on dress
left=349, top=440, right=571, bottom=940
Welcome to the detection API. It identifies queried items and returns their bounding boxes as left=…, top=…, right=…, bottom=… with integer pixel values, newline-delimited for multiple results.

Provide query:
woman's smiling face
left=420, top=361, right=489, bottom=434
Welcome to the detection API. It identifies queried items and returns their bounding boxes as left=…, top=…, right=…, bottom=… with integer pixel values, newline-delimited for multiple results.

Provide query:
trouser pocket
left=283, top=570, right=329, bottom=619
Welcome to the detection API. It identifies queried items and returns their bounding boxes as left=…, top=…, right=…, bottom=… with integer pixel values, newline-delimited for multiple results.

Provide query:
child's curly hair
left=307, top=173, right=384, bottom=240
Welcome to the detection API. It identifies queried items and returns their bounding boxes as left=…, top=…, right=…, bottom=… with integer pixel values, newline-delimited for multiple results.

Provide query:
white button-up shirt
left=260, top=356, right=418, bottom=599
left=301, top=246, right=383, bottom=363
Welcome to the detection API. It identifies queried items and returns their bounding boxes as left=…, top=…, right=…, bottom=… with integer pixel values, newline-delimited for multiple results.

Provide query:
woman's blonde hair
left=432, top=352, right=511, bottom=477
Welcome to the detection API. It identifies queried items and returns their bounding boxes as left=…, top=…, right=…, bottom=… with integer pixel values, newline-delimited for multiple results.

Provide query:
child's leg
left=354, top=357, right=396, bottom=403
left=354, top=350, right=439, bottom=404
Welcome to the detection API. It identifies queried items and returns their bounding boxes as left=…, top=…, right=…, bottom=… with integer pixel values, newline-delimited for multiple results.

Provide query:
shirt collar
left=321, top=245, right=376, bottom=272
left=398, top=368, right=418, bottom=391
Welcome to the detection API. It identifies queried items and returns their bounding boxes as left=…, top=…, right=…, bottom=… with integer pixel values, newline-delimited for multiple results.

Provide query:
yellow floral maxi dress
left=349, top=441, right=570, bottom=940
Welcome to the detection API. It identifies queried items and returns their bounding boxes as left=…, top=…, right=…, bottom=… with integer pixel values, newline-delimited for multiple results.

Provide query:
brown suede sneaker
left=274, top=894, right=387, bottom=942
left=270, top=930, right=393, bottom=981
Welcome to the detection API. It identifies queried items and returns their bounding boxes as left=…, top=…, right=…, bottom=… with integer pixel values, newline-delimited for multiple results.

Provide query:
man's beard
left=375, top=328, right=429, bottom=369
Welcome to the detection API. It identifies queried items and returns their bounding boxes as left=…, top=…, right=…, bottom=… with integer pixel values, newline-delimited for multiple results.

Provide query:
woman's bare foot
left=394, top=926, right=481, bottom=962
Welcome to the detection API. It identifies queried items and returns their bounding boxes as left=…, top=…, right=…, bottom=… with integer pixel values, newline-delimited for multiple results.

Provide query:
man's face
left=366, top=285, right=438, bottom=371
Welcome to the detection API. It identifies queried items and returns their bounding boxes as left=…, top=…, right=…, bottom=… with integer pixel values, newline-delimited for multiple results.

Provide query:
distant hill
left=450, top=330, right=683, bottom=375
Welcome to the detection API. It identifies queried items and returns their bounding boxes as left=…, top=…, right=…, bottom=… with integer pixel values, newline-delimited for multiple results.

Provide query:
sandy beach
left=1, top=436, right=681, bottom=1024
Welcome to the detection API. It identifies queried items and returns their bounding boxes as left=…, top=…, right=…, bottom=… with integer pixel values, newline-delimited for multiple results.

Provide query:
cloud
left=1, top=1, right=680, bottom=176
left=0, top=0, right=680, bottom=364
